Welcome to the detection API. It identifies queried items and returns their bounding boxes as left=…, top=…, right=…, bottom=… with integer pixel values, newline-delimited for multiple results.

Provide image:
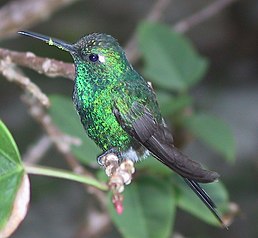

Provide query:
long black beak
left=18, top=31, right=75, bottom=53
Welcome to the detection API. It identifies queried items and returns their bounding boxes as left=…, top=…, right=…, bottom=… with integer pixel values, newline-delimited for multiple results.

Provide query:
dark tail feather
left=184, top=178, right=228, bottom=229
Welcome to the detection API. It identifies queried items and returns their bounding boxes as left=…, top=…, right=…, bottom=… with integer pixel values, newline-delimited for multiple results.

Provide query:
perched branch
left=99, top=153, right=135, bottom=214
left=174, top=0, right=238, bottom=33
left=0, top=0, right=78, bottom=39
left=0, top=48, right=74, bottom=80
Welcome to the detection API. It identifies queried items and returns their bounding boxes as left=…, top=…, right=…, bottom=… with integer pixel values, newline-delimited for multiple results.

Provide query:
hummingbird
left=19, top=30, right=226, bottom=227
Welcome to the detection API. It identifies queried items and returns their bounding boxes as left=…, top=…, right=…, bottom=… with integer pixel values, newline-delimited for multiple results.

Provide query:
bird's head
left=18, top=31, right=130, bottom=79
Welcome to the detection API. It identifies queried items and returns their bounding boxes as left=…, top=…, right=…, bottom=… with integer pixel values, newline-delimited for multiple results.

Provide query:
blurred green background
left=0, top=0, right=258, bottom=237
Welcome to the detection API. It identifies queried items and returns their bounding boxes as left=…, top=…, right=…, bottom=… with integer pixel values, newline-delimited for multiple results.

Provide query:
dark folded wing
left=113, top=102, right=219, bottom=183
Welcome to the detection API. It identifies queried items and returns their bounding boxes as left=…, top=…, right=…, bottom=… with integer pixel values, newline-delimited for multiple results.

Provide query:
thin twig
left=174, top=0, right=238, bottom=33
left=23, top=135, right=52, bottom=164
left=125, top=0, right=171, bottom=63
left=25, top=164, right=108, bottom=191
left=0, top=0, right=78, bottom=39
left=0, top=57, right=50, bottom=107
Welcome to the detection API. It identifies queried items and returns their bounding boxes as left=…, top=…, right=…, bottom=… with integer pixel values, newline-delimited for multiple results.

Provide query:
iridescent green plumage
left=71, top=33, right=162, bottom=156
left=73, top=48, right=159, bottom=150
left=19, top=30, right=226, bottom=227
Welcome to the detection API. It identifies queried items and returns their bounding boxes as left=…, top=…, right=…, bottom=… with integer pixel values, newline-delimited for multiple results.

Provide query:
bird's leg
left=97, top=148, right=120, bottom=166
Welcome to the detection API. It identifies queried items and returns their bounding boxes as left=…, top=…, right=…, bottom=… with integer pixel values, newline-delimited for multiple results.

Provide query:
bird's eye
left=89, top=53, right=99, bottom=62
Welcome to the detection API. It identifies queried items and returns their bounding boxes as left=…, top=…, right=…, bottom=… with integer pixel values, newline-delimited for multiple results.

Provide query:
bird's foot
left=97, top=148, right=120, bottom=166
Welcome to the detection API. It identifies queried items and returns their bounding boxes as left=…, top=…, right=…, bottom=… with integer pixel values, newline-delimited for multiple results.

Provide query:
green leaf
left=49, top=95, right=101, bottom=165
left=183, top=113, right=235, bottom=162
left=0, top=120, right=29, bottom=236
left=108, top=176, right=176, bottom=238
left=138, top=22, right=208, bottom=91
left=0, top=121, right=20, bottom=164
left=175, top=177, right=229, bottom=226
left=0, top=150, right=24, bottom=230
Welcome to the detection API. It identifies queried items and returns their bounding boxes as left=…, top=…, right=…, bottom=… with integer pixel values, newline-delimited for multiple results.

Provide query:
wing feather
left=113, top=102, right=219, bottom=183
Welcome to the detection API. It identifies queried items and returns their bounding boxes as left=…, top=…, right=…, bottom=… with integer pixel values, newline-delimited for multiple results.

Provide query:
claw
left=96, top=148, right=120, bottom=166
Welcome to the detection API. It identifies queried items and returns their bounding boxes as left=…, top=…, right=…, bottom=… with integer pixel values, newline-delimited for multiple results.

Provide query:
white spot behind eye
left=98, top=55, right=106, bottom=63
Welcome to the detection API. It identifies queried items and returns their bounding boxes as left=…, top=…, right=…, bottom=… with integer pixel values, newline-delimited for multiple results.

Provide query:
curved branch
left=0, top=48, right=74, bottom=79
left=174, top=0, right=238, bottom=33
left=0, top=57, right=50, bottom=107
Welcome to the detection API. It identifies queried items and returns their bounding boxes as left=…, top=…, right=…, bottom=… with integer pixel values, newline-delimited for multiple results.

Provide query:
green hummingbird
left=19, top=30, right=226, bottom=227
